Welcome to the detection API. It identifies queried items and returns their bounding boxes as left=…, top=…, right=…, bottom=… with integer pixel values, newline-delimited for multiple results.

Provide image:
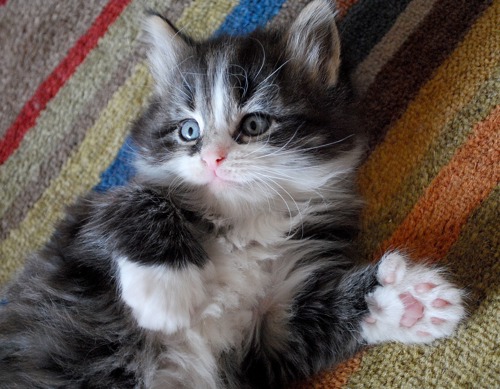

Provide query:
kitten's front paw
left=361, top=252, right=465, bottom=344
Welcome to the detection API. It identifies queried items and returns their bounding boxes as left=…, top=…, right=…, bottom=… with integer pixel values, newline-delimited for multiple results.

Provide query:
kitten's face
left=133, top=1, right=360, bottom=210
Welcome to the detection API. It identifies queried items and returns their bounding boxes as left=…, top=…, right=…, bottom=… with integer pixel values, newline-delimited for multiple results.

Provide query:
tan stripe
left=0, top=64, right=152, bottom=285
left=0, top=0, right=108, bottom=137
left=379, top=105, right=499, bottom=260
left=358, top=0, right=499, bottom=233
left=359, top=65, right=500, bottom=258
left=352, top=0, right=439, bottom=95
left=0, top=0, right=175, bottom=220
left=0, top=0, right=190, bottom=240
left=175, top=0, right=239, bottom=40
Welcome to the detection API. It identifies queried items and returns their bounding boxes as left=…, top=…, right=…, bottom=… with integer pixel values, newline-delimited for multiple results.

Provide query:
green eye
left=179, top=119, right=200, bottom=141
left=241, top=114, right=271, bottom=136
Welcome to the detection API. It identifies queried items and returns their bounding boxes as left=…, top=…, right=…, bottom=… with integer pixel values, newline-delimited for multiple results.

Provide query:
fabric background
left=0, top=0, right=498, bottom=387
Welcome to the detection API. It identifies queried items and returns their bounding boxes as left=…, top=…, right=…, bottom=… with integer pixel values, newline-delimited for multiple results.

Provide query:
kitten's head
left=132, top=0, right=362, bottom=214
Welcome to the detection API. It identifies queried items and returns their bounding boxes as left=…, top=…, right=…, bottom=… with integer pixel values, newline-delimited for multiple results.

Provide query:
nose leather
left=202, top=149, right=227, bottom=171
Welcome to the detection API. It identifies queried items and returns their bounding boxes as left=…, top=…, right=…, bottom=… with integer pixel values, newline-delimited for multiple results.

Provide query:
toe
left=432, top=298, right=451, bottom=308
left=415, top=282, right=437, bottom=293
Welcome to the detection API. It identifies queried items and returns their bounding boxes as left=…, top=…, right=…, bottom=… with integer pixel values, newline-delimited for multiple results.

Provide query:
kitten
left=0, top=1, right=464, bottom=388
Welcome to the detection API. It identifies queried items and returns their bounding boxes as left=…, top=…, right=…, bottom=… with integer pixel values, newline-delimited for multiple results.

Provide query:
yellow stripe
left=176, top=0, right=239, bottom=40
left=358, top=1, right=499, bottom=229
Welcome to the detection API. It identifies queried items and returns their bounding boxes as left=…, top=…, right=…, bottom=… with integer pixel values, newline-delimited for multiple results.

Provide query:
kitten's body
left=0, top=2, right=464, bottom=388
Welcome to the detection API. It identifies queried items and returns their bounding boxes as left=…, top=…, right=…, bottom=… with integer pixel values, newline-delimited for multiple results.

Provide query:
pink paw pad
left=399, top=292, right=424, bottom=328
left=431, top=317, right=446, bottom=325
left=432, top=298, right=451, bottom=308
left=415, top=282, right=436, bottom=293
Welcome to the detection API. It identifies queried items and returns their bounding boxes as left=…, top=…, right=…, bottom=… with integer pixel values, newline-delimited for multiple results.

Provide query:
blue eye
left=179, top=119, right=200, bottom=141
left=241, top=114, right=271, bottom=136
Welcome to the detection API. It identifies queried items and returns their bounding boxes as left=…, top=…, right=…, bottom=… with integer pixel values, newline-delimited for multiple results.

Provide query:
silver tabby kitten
left=0, top=1, right=464, bottom=388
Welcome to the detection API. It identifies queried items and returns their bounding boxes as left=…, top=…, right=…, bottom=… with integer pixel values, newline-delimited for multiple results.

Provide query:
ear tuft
left=286, top=0, right=341, bottom=86
left=142, top=12, right=190, bottom=87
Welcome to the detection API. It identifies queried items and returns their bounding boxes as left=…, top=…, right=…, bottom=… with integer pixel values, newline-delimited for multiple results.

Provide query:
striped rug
left=0, top=0, right=498, bottom=387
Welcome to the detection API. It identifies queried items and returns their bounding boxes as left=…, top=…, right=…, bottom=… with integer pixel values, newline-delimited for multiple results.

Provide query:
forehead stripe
left=211, top=64, right=228, bottom=130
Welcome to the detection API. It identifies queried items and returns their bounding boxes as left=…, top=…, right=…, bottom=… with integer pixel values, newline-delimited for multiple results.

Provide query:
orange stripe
left=379, top=105, right=500, bottom=260
left=297, top=351, right=365, bottom=389
left=336, top=0, right=360, bottom=17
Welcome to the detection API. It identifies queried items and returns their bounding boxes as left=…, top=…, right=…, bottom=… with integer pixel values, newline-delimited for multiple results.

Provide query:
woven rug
left=0, top=0, right=498, bottom=387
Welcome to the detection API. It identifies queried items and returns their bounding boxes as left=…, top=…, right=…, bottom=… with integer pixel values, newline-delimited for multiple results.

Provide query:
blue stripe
left=93, top=137, right=136, bottom=192
left=215, top=0, right=287, bottom=36
left=94, top=0, right=286, bottom=192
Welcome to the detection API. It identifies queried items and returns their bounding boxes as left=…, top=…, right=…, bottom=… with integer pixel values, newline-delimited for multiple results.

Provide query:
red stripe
left=0, top=0, right=131, bottom=165
left=0, top=0, right=7, bottom=6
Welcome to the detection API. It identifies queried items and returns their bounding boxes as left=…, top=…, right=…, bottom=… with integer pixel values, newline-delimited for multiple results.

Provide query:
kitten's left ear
left=286, top=0, right=341, bottom=87
left=142, top=12, right=192, bottom=88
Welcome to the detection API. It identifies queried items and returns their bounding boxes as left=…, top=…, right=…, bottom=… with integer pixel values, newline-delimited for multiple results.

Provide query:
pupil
left=188, top=127, right=193, bottom=136
left=250, top=121, right=257, bottom=131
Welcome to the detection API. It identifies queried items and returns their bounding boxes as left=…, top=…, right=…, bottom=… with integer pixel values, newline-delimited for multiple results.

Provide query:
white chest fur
left=116, top=230, right=283, bottom=349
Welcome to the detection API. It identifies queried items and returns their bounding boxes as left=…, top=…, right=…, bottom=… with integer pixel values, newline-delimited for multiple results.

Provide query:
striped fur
left=0, top=0, right=498, bottom=387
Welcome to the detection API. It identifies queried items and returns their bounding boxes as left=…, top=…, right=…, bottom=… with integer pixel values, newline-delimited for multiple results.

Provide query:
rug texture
left=0, top=0, right=498, bottom=387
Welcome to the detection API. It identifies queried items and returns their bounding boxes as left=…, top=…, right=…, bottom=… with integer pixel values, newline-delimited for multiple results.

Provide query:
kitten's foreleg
left=237, top=251, right=464, bottom=388
left=83, top=186, right=210, bottom=334
left=235, top=258, right=379, bottom=388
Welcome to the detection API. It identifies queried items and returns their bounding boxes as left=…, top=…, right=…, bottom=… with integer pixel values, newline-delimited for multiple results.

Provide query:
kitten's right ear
left=142, top=12, right=191, bottom=87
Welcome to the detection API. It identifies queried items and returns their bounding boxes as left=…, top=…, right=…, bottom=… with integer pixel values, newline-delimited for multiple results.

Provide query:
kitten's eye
left=179, top=119, right=200, bottom=142
left=240, top=114, right=271, bottom=137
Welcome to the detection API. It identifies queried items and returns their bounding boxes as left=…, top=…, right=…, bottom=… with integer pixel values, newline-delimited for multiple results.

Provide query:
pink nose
left=202, top=150, right=226, bottom=171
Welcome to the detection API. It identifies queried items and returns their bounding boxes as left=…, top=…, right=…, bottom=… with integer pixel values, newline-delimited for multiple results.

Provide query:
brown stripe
left=0, top=0, right=109, bottom=137
left=378, top=105, right=500, bottom=260
left=361, top=0, right=492, bottom=149
left=359, top=65, right=500, bottom=258
left=0, top=1, right=188, bottom=240
left=352, top=0, right=439, bottom=95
